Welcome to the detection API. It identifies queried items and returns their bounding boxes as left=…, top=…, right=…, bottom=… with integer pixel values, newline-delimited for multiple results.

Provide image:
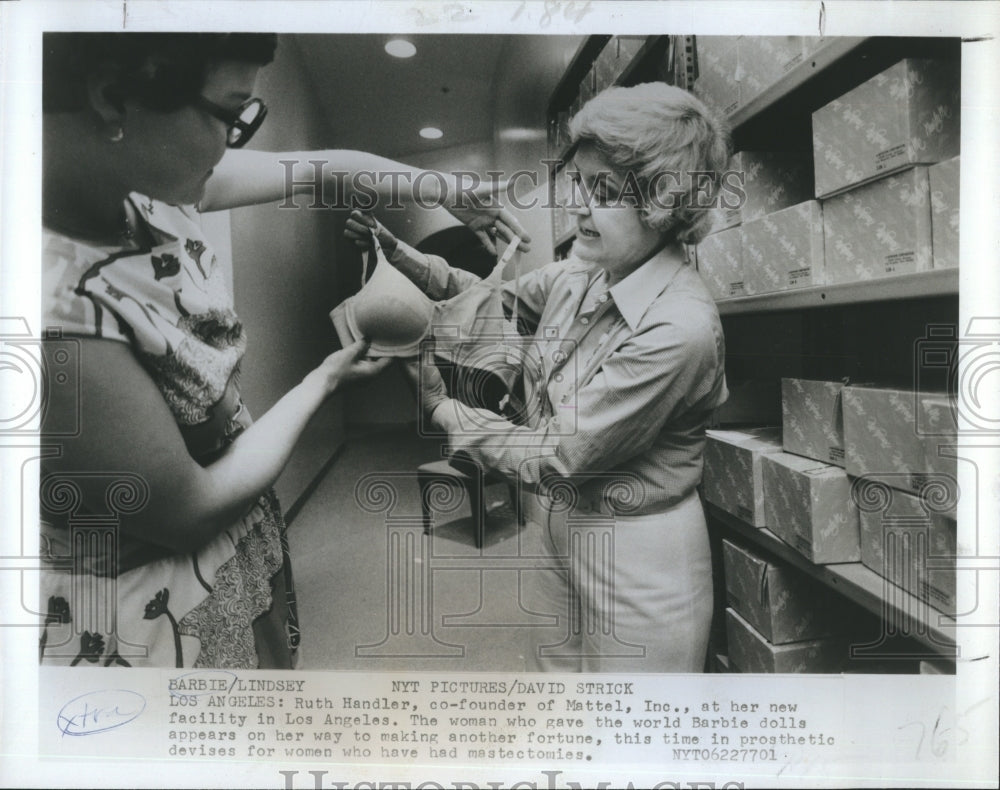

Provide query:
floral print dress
left=39, top=196, right=299, bottom=668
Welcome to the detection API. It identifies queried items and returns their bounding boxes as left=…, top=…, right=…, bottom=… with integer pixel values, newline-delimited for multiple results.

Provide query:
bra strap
left=360, top=226, right=385, bottom=287
left=489, top=236, right=522, bottom=329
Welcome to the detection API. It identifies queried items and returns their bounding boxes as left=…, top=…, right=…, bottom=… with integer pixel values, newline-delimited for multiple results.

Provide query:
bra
left=331, top=228, right=523, bottom=359
left=330, top=230, right=436, bottom=357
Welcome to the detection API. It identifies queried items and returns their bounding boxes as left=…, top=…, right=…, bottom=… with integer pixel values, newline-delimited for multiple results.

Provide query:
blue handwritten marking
left=167, top=669, right=238, bottom=698
left=57, top=690, right=146, bottom=736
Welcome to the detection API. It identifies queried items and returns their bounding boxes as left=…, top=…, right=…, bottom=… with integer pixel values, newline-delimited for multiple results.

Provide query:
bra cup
left=341, top=248, right=435, bottom=356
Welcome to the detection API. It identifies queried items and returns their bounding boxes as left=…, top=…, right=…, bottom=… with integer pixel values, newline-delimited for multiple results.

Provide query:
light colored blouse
left=411, top=242, right=728, bottom=516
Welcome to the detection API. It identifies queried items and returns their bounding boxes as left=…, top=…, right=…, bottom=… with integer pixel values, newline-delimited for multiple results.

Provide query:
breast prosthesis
left=330, top=229, right=435, bottom=357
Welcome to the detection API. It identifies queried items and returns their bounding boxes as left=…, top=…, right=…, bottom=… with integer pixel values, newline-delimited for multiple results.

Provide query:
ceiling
left=291, top=33, right=581, bottom=161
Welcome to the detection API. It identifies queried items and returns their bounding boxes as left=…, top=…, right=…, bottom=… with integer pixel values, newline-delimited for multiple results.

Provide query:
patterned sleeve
left=42, top=232, right=131, bottom=343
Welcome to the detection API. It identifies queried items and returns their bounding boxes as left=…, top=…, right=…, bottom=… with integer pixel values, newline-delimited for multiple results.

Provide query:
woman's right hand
left=308, top=339, right=392, bottom=394
left=344, top=210, right=399, bottom=259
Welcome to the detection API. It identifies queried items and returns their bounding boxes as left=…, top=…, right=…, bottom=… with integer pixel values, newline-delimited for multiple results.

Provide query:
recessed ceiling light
left=498, top=127, right=547, bottom=142
left=419, top=127, right=443, bottom=140
left=385, top=39, right=416, bottom=58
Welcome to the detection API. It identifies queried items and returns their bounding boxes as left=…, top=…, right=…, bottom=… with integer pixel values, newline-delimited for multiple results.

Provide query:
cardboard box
left=697, top=226, right=744, bottom=300
left=781, top=378, right=846, bottom=466
left=822, top=167, right=933, bottom=284
left=742, top=200, right=824, bottom=294
left=929, top=155, right=960, bottom=269
left=740, top=151, right=815, bottom=223
left=702, top=427, right=783, bottom=526
left=725, top=608, right=848, bottom=673
left=694, top=36, right=740, bottom=118
left=842, top=386, right=959, bottom=502
left=578, top=65, right=596, bottom=106
left=738, top=36, right=806, bottom=104
left=812, top=58, right=960, bottom=198
left=594, top=38, right=622, bottom=93
left=722, top=539, right=847, bottom=644
left=919, top=394, right=959, bottom=485
left=762, top=452, right=860, bottom=564
left=858, top=487, right=957, bottom=615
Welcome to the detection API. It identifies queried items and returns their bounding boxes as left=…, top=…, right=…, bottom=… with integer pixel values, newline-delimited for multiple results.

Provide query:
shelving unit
left=716, top=268, right=958, bottom=315
left=544, top=35, right=960, bottom=673
left=707, top=504, right=957, bottom=657
left=727, top=37, right=868, bottom=129
left=709, top=35, right=960, bottom=673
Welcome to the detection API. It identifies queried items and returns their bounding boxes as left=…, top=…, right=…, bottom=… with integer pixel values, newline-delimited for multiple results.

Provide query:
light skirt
left=523, top=490, right=713, bottom=673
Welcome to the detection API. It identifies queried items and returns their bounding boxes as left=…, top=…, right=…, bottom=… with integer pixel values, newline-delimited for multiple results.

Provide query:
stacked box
left=740, top=151, right=815, bottom=222
left=812, top=58, right=960, bottom=198
left=697, top=226, right=744, bottom=300
left=858, top=487, right=957, bottom=615
left=722, top=151, right=814, bottom=227
left=928, top=156, right=960, bottom=269
left=694, top=36, right=740, bottom=119
left=762, top=452, right=860, bottom=564
left=594, top=38, right=622, bottom=93
left=616, top=35, right=646, bottom=64
left=742, top=200, right=824, bottom=294
left=702, top=427, right=783, bottom=526
left=842, top=386, right=959, bottom=504
left=725, top=608, right=848, bottom=673
left=822, top=167, right=933, bottom=284
left=723, top=539, right=847, bottom=644
left=578, top=65, right=596, bottom=107
left=919, top=394, right=959, bottom=484
left=781, top=378, right=845, bottom=466
left=738, top=36, right=806, bottom=104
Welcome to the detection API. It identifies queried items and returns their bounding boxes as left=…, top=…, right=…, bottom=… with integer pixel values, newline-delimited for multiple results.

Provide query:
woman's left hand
left=448, top=179, right=532, bottom=255
left=310, top=340, right=393, bottom=395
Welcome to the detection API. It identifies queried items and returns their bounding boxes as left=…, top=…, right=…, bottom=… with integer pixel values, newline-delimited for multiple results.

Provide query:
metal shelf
left=706, top=503, right=958, bottom=659
left=727, top=37, right=869, bottom=130
left=715, top=268, right=958, bottom=315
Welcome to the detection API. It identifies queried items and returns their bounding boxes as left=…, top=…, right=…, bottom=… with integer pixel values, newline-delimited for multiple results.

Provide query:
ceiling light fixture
left=419, top=127, right=443, bottom=140
left=385, top=39, right=416, bottom=58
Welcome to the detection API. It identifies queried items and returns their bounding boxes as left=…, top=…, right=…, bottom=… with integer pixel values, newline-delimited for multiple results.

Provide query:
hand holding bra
left=330, top=229, right=435, bottom=357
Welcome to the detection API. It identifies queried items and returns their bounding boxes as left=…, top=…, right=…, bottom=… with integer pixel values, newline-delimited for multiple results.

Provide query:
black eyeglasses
left=193, top=96, right=268, bottom=148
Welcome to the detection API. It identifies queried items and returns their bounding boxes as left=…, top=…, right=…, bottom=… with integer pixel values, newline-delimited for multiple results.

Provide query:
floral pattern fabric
left=39, top=195, right=298, bottom=668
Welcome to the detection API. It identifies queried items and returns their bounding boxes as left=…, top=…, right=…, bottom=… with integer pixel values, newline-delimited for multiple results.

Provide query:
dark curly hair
left=43, top=33, right=278, bottom=114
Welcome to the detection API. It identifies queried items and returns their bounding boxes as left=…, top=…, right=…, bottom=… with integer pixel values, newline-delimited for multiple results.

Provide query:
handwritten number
left=511, top=0, right=527, bottom=21
left=540, top=0, right=559, bottom=28
left=902, top=704, right=977, bottom=760
left=564, top=0, right=593, bottom=24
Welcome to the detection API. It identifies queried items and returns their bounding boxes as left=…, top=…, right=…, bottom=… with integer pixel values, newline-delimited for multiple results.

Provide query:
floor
left=289, top=426, right=551, bottom=672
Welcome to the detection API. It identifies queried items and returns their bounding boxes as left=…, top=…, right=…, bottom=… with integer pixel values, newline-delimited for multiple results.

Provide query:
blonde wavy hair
left=569, top=82, right=731, bottom=245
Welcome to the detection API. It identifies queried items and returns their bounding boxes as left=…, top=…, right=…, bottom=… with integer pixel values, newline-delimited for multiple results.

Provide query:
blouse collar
left=608, top=243, right=688, bottom=330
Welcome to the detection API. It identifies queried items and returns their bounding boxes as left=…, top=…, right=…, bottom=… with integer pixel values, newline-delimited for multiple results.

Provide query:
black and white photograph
left=1, top=1, right=998, bottom=788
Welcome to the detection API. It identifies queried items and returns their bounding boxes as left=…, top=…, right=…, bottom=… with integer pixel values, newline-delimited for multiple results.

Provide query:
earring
left=109, top=126, right=124, bottom=143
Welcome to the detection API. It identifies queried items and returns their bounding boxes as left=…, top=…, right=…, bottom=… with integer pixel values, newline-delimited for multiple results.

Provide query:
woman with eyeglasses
left=39, top=33, right=527, bottom=669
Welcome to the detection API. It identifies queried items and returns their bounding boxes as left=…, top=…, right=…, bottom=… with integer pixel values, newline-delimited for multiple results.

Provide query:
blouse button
left=598, top=293, right=609, bottom=303
left=580, top=316, right=590, bottom=325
